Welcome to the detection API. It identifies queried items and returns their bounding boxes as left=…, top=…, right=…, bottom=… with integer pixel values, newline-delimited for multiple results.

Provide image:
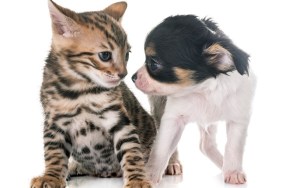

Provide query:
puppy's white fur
left=135, top=65, right=256, bottom=184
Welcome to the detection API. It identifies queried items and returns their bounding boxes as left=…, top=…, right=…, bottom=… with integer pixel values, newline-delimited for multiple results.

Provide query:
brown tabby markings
left=31, top=1, right=155, bottom=188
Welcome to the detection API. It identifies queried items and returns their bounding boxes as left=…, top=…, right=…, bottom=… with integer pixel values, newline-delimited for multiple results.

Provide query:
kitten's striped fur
left=31, top=1, right=155, bottom=188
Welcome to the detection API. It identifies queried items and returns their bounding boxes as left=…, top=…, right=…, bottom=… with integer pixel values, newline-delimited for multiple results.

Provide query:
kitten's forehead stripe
left=79, top=12, right=127, bottom=48
left=98, top=12, right=127, bottom=48
left=100, top=43, right=109, bottom=49
left=108, top=41, right=114, bottom=50
left=67, top=52, right=95, bottom=58
left=80, top=14, right=94, bottom=24
left=110, top=23, right=127, bottom=47
left=93, top=13, right=108, bottom=25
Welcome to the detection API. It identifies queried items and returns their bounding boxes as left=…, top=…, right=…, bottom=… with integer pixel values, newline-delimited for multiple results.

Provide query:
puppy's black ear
left=203, top=43, right=249, bottom=75
left=227, top=44, right=249, bottom=75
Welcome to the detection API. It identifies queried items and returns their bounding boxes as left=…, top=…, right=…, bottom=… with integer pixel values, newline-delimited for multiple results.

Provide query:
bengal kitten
left=31, top=1, right=156, bottom=188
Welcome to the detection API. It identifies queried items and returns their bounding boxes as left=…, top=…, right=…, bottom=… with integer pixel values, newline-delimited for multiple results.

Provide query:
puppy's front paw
left=124, top=180, right=152, bottom=188
left=166, top=162, right=182, bottom=175
left=146, top=166, right=163, bottom=184
left=31, top=176, right=66, bottom=188
left=224, top=171, right=246, bottom=184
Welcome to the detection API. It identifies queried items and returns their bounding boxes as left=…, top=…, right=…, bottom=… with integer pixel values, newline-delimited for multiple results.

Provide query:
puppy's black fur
left=144, top=15, right=249, bottom=83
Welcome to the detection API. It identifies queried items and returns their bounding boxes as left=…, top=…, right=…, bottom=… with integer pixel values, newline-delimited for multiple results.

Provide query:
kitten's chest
left=70, top=116, right=114, bottom=161
left=68, top=92, right=121, bottom=148
left=68, top=107, right=121, bottom=173
left=47, top=89, right=124, bottom=173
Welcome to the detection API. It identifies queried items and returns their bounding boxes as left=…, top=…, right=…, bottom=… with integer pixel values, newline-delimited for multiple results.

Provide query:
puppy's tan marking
left=204, top=43, right=231, bottom=56
left=145, top=44, right=156, bottom=56
left=203, top=43, right=234, bottom=71
left=174, top=67, right=195, bottom=86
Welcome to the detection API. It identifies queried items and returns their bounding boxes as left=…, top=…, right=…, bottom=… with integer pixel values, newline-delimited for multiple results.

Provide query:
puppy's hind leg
left=166, top=149, right=182, bottom=175
left=223, top=121, right=247, bottom=184
left=199, top=124, right=223, bottom=169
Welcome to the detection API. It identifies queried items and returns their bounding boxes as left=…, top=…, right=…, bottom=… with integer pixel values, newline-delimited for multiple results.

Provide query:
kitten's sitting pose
left=31, top=1, right=160, bottom=188
left=132, top=15, right=256, bottom=184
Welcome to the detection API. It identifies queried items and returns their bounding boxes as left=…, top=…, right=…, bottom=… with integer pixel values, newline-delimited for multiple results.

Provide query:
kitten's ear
left=48, top=0, right=80, bottom=38
left=103, top=1, right=127, bottom=22
left=203, top=43, right=235, bottom=73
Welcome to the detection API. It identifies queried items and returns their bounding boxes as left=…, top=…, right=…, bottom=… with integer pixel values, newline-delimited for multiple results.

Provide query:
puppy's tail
left=148, top=95, right=167, bottom=129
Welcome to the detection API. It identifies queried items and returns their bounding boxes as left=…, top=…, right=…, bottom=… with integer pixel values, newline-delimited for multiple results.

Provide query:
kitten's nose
left=118, top=72, right=127, bottom=79
left=132, top=73, right=137, bottom=83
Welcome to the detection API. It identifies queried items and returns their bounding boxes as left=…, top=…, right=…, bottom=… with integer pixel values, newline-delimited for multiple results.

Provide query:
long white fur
left=142, top=69, right=256, bottom=184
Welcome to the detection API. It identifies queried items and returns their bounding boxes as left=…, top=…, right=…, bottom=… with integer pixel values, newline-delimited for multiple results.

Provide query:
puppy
left=132, top=15, right=256, bottom=184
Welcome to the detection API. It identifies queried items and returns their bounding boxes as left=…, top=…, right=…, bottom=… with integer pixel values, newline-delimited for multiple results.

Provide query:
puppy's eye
left=147, top=57, right=162, bottom=72
left=98, top=51, right=112, bottom=62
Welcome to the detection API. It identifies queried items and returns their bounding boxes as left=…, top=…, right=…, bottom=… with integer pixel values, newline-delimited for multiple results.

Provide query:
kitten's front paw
left=224, top=170, right=246, bottom=184
left=31, top=176, right=66, bottom=188
left=166, top=162, right=182, bottom=175
left=124, top=180, right=152, bottom=188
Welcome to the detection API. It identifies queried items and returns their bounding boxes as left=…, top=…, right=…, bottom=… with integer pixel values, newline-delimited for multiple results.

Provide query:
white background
left=0, top=0, right=281, bottom=187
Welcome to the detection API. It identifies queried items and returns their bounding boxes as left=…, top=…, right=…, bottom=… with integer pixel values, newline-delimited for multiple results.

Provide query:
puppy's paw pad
left=224, top=171, right=246, bottom=184
left=124, top=180, right=152, bottom=188
left=31, top=176, right=66, bottom=188
left=166, top=162, right=183, bottom=175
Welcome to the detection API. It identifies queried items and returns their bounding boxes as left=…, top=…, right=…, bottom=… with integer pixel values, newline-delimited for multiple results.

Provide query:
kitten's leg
left=111, top=114, right=152, bottom=188
left=223, top=121, right=248, bottom=184
left=67, top=158, right=90, bottom=181
left=166, top=149, right=182, bottom=175
left=31, top=122, right=71, bottom=188
left=146, top=115, right=186, bottom=183
left=199, top=124, right=223, bottom=169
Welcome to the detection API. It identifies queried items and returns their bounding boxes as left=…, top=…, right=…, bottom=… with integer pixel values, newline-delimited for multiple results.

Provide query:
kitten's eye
left=98, top=51, right=112, bottom=62
left=125, top=51, right=130, bottom=62
left=147, top=57, right=161, bottom=72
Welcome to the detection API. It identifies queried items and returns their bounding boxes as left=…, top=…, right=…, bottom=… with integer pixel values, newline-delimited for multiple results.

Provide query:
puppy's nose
left=132, top=73, right=137, bottom=83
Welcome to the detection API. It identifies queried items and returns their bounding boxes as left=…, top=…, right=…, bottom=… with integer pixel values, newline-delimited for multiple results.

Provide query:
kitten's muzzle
left=118, top=72, right=128, bottom=79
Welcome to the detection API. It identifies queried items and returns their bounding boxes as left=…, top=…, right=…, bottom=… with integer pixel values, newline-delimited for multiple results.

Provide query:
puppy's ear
left=203, top=43, right=235, bottom=72
left=203, top=43, right=249, bottom=75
